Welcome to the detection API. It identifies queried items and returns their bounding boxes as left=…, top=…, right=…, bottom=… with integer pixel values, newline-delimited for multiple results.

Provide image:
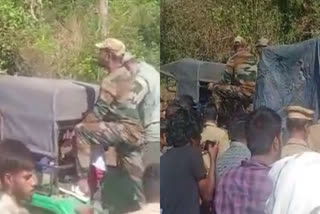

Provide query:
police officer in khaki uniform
left=308, top=119, right=320, bottom=152
left=201, top=104, right=229, bottom=172
left=281, top=106, right=314, bottom=158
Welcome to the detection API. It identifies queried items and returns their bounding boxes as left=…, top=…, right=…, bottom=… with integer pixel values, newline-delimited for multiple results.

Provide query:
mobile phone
left=204, top=140, right=217, bottom=151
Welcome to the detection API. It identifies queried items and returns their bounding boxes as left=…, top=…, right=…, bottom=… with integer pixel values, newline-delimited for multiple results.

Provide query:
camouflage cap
left=234, top=36, right=245, bottom=44
left=95, top=38, right=126, bottom=56
left=256, top=37, right=269, bottom=47
left=122, top=51, right=135, bottom=63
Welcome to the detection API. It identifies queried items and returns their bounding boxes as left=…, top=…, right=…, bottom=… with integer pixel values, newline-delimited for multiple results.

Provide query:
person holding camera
left=160, top=108, right=218, bottom=214
left=201, top=104, right=229, bottom=172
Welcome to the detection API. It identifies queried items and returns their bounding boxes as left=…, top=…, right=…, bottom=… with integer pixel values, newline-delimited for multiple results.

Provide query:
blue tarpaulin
left=254, top=38, right=320, bottom=125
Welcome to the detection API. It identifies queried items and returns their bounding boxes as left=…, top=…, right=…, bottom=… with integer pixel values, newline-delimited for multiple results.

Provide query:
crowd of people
left=1, top=32, right=320, bottom=214
left=161, top=95, right=320, bottom=214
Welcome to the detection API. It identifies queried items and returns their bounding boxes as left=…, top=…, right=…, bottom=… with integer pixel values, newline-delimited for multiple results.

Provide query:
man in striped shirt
left=215, top=112, right=251, bottom=181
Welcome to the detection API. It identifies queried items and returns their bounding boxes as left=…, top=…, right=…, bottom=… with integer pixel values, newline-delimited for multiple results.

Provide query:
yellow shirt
left=281, top=138, right=312, bottom=158
left=201, top=121, right=229, bottom=171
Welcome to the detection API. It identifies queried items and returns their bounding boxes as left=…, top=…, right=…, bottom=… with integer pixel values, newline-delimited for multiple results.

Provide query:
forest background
left=161, top=0, right=320, bottom=64
left=0, top=0, right=160, bottom=82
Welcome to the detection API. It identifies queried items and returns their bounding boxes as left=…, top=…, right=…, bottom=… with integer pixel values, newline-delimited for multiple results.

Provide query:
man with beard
left=76, top=38, right=148, bottom=213
left=0, top=139, right=38, bottom=214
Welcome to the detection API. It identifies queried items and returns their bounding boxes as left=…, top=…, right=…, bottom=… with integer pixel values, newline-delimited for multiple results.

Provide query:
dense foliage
left=0, top=0, right=160, bottom=82
left=161, top=0, right=320, bottom=64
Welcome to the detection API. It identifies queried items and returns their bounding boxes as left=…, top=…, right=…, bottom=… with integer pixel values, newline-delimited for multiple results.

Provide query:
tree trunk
left=99, top=0, right=109, bottom=37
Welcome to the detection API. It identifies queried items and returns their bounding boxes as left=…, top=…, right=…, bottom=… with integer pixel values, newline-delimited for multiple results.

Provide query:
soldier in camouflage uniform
left=209, top=36, right=257, bottom=119
left=122, top=52, right=160, bottom=166
left=75, top=38, right=147, bottom=212
left=256, top=37, right=269, bottom=61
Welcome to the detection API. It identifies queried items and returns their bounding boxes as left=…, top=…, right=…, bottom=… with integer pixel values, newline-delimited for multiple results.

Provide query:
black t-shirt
left=160, top=144, right=207, bottom=214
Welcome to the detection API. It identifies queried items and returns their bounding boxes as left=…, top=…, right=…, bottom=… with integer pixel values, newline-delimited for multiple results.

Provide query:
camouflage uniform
left=76, top=66, right=147, bottom=209
left=210, top=39, right=257, bottom=116
left=136, top=62, right=160, bottom=165
left=123, top=52, right=160, bottom=166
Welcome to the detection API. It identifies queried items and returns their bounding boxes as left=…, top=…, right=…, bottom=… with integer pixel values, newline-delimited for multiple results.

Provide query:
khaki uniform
left=201, top=121, right=229, bottom=171
left=307, top=121, right=320, bottom=152
left=282, top=105, right=315, bottom=158
left=281, top=138, right=312, bottom=158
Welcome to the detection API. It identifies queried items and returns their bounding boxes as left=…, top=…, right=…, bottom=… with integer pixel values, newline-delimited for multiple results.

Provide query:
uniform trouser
left=211, top=84, right=254, bottom=112
left=142, top=141, right=160, bottom=166
left=75, top=120, right=145, bottom=211
left=142, top=122, right=160, bottom=166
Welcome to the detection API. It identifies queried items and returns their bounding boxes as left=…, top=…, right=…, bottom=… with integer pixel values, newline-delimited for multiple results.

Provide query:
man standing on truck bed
left=209, top=36, right=257, bottom=117
left=75, top=38, right=155, bottom=212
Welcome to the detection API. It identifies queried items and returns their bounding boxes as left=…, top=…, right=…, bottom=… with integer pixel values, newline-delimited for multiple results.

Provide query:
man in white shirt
left=266, top=152, right=320, bottom=214
left=0, top=139, right=38, bottom=214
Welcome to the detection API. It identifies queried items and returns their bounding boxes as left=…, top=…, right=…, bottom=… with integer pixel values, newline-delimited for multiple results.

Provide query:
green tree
left=0, top=0, right=160, bottom=82
left=161, top=0, right=320, bottom=65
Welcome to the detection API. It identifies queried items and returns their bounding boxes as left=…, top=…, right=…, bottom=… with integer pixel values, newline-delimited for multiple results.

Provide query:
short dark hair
left=143, top=163, right=160, bottom=203
left=166, top=108, right=203, bottom=147
left=160, top=118, right=167, bottom=131
left=203, top=104, right=217, bottom=122
left=245, top=107, right=281, bottom=155
left=178, top=95, right=195, bottom=110
left=165, top=100, right=181, bottom=119
left=228, top=112, right=248, bottom=141
left=287, top=118, right=310, bottom=133
left=0, top=139, right=35, bottom=178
